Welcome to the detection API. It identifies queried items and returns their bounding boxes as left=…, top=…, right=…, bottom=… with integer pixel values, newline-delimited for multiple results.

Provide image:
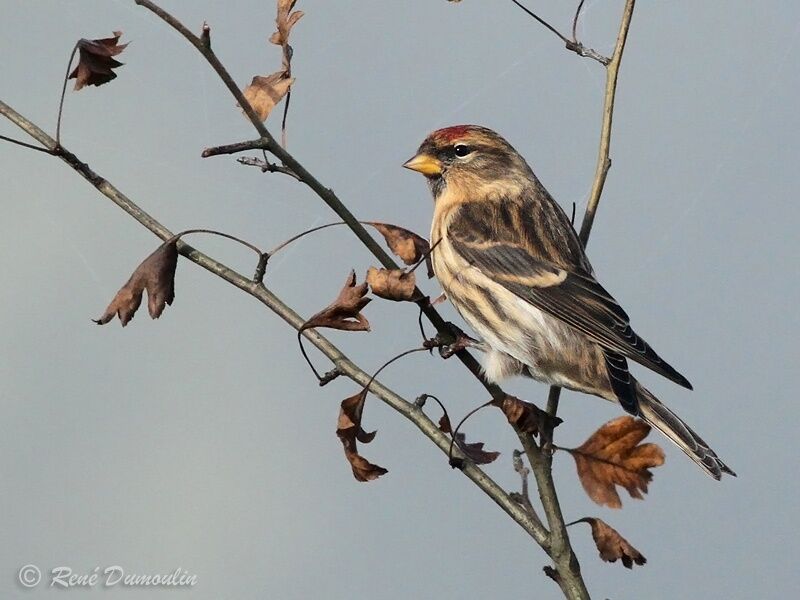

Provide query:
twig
left=280, top=89, right=291, bottom=148
left=200, top=21, right=211, bottom=50
left=510, top=449, right=544, bottom=530
left=578, top=0, right=636, bottom=245
left=202, top=138, right=266, bottom=157
left=55, top=43, right=78, bottom=145
left=571, top=0, right=586, bottom=43
left=175, top=228, right=265, bottom=258
left=0, top=97, right=548, bottom=550
left=511, top=0, right=610, bottom=65
left=0, top=134, right=53, bottom=154
left=236, top=156, right=301, bottom=180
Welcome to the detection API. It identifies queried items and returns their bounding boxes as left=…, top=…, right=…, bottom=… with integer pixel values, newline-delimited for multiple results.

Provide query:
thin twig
left=511, top=0, right=570, bottom=45
left=571, top=0, right=586, bottom=43
left=578, top=0, right=635, bottom=245
left=202, top=138, right=266, bottom=157
left=0, top=134, right=53, bottom=154
left=268, top=221, right=346, bottom=255
left=237, top=156, right=301, bottom=180
left=55, top=43, right=78, bottom=145
left=512, top=0, right=609, bottom=65
left=280, top=89, right=291, bottom=148
left=176, top=228, right=265, bottom=258
left=200, top=21, right=211, bottom=50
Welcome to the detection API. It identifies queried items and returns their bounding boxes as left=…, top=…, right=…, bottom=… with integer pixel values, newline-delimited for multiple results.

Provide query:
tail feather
left=635, top=382, right=735, bottom=480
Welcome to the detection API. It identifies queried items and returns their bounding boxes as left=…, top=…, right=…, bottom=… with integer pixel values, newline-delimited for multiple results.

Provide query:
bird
left=403, top=124, right=734, bottom=479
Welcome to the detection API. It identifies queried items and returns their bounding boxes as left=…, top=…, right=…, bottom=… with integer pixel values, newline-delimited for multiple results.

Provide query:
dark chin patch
left=428, top=176, right=445, bottom=199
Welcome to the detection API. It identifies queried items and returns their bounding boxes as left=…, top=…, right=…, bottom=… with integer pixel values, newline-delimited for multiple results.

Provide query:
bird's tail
left=635, top=382, right=736, bottom=480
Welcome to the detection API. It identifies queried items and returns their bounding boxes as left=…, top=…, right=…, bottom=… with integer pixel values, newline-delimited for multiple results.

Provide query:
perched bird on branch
left=404, top=124, right=734, bottom=479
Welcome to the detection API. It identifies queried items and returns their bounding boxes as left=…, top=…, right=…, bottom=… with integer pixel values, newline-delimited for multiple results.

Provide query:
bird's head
left=403, top=125, right=532, bottom=199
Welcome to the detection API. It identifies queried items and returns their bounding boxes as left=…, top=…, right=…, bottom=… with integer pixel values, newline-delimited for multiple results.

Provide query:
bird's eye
left=453, top=144, right=472, bottom=158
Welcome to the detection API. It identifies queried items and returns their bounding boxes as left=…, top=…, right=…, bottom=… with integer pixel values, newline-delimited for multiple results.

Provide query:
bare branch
left=578, top=0, right=636, bottom=245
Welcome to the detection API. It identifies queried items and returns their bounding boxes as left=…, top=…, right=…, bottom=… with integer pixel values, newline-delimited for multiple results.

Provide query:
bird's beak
left=402, top=153, right=443, bottom=176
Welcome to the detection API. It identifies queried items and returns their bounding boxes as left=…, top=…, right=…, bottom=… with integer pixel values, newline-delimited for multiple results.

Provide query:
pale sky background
left=1, top=1, right=799, bottom=599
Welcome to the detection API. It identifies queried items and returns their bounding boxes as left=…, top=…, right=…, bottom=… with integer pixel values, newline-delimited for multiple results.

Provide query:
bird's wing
left=447, top=201, right=692, bottom=389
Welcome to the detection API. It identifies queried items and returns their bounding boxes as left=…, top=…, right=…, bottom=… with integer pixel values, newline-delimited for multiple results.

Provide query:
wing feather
left=448, top=201, right=692, bottom=389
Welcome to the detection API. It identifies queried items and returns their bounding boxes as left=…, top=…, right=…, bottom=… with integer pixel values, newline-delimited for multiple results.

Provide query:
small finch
left=404, top=125, right=734, bottom=479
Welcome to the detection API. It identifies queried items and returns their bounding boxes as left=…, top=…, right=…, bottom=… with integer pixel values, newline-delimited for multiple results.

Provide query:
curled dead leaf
left=242, top=72, right=294, bottom=122
left=451, top=432, right=500, bottom=466
left=365, top=267, right=417, bottom=302
left=336, top=389, right=387, bottom=482
left=94, top=239, right=178, bottom=326
left=493, top=394, right=561, bottom=437
left=68, top=31, right=128, bottom=91
left=562, top=416, right=665, bottom=508
left=300, top=270, right=371, bottom=332
left=574, top=517, right=647, bottom=568
left=365, top=222, right=432, bottom=276
left=269, top=0, right=305, bottom=56
left=438, top=413, right=452, bottom=434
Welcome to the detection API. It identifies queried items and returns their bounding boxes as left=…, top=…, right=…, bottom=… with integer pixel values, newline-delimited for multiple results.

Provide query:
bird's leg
left=423, top=321, right=486, bottom=358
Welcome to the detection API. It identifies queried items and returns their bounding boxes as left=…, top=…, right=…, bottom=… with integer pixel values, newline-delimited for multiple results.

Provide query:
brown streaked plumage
left=404, top=125, right=734, bottom=479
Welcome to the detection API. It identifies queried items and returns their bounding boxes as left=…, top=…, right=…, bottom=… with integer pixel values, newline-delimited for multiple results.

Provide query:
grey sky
left=1, top=1, right=798, bottom=599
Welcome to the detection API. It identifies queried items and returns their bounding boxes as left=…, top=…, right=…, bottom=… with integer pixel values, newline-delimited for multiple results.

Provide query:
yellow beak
left=402, top=153, right=443, bottom=176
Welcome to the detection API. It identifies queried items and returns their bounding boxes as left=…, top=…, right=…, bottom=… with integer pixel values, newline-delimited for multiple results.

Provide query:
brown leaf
left=94, top=240, right=178, bottom=326
left=269, top=0, right=304, bottom=72
left=300, top=270, right=371, bottom=332
left=270, top=1, right=304, bottom=47
left=438, top=413, right=452, bottom=434
left=242, top=72, right=294, bottom=122
left=493, top=394, right=561, bottom=437
left=564, top=416, right=665, bottom=508
left=68, top=31, right=128, bottom=91
left=365, top=267, right=417, bottom=302
left=452, top=432, right=500, bottom=466
left=336, top=389, right=387, bottom=482
left=365, top=222, right=432, bottom=275
left=575, top=517, right=647, bottom=568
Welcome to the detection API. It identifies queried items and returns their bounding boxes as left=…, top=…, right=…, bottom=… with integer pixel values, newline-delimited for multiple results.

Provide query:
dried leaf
left=575, top=517, right=647, bottom=568
left=336, top=389, right=387, bottom=482
left=270, top=0, right=304, bottom=71
left=493, top=395, right=561, bottom=437
left=300, top=270, right=371, bottom=332
left=242, top=72, right=294, bottom=122
left=366, top=267, right=416, bottom=302
left=68, top=31, right=128, bottom=91
left=452, top=432, right=500, bottom=465
left=365, top=222, right=432, bottom=276
left=242, top=0, right=301, bottom=123
left=564, top=416, right=665, bottom=508
left=438, top=413, right=452, bottom=434
left=94, top=240, right=178, bottom=326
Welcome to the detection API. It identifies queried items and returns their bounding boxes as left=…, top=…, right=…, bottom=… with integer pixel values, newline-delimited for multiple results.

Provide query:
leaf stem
left=55, top=43, right=78, bottom=146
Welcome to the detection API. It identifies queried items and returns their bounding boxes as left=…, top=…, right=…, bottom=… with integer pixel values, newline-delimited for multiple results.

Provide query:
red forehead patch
left=431, top=125, right=474, bottom=142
